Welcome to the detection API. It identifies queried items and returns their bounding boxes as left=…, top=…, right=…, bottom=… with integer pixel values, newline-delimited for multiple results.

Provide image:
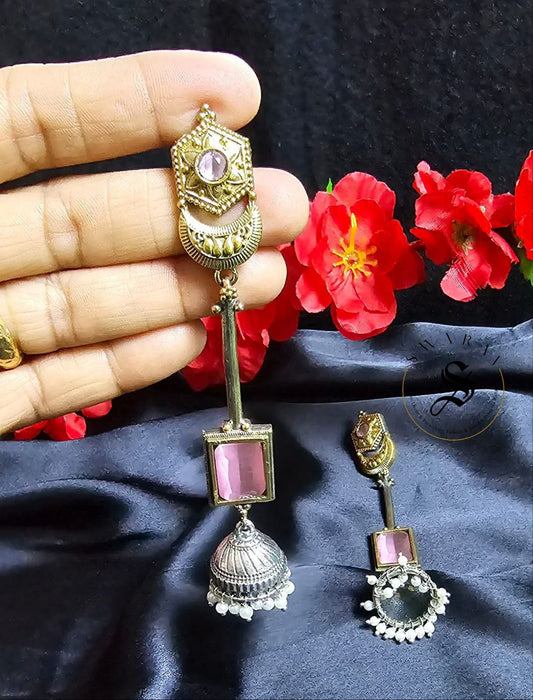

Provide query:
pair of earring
left=170, top=107, right=449, bottom=640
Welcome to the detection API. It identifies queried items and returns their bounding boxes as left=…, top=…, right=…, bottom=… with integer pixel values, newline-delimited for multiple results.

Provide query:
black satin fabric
left=1, top=321, right=531, bottom=699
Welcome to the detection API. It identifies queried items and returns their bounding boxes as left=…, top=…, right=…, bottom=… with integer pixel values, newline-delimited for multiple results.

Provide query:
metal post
left=220, top=294, right=244, bottom=429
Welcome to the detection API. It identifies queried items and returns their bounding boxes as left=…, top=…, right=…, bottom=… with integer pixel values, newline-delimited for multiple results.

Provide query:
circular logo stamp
left=402, top=329, right=505, bottom=441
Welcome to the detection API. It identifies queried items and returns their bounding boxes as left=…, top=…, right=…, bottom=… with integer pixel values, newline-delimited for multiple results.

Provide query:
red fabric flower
left=411, top=161, right=517, bottom=302
left=294, top=172, right=425, bottom=340
left=14, top=401, right=113, bottom=441
left=515, top=150, right=533, bottom=260
left=182, top=244, right=301, bottom=390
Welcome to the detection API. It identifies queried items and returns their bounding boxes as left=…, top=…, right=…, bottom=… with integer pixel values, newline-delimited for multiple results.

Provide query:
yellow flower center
left=451, top=221, right=475, bottom=252
left=332, top=214, right=378, bottom=278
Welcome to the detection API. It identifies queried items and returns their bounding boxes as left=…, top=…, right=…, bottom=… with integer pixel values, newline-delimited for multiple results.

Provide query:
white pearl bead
left=274, top=597, right=287, bottom=610
left=229, top=604, right=240, bottom=615
left=263, top=599, right=275, bottom=611
left=390, top=578, right=402, bottom=589
left=437, top=587, right=449, bottom=598
left=418, top=584, right=429, bottom=593
left=207, top=592, right=217, bottom=605
left=368, top=616, right=380, bottom=626
left=435, top=604, right=446, bottom=615
left=416, top=625, right=425, bottom=639
left=397, top=554, right=408, bottom=566
left=424, top=621, right=435, bottom=636
left=376, top=622, right=387, bottom=634
left=382, top=587, right=394, bottom=599
left=284, top=581, right=295, bottom=595
left=411, top=576, right=421, bottom=587
left=251, top=600, right=263, bottom=610
left=395, top=629, right=406, bottom=642
left=429, top=613, right=437, bottom=623
left=215, top=602, right=228, bottom=615
left=239, top=606, right=253, bottom=620
left=366, top=575, right=378, bottom=586
left=362, top=600, right=374, bottom=611
left=384, top=627, right=396, bottom=639
left=406, top=629, right=417, bottom=643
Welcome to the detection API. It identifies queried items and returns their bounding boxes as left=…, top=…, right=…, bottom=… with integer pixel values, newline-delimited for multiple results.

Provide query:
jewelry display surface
left=3, top=321, right=531, bottom=698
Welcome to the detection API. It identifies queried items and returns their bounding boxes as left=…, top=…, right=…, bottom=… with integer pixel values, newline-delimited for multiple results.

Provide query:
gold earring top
left=351, top=411, right=396, bottom=477
left=171, top=104, right=261, bottom=271
left=171, top=103, right=255, bottom=216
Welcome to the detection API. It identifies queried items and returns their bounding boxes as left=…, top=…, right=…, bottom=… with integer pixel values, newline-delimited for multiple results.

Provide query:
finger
left=0, top=50, right=261, bottom=183
left=0, top=322, right=206, bottom=436
left=0, top=167, right=309, bottom=282
left=0, top=249, right=287, bottom=355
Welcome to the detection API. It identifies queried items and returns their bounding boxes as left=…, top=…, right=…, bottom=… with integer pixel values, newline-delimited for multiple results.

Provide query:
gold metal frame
left=203, top=424, right=275, bottom=507
left=371, top=527, right=418, bottom=570
left=171, top=105, right=254, bottom=216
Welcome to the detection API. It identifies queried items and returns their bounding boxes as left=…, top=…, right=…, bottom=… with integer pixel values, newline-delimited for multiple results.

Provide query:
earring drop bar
left=352, top=411, right=450, bottom=642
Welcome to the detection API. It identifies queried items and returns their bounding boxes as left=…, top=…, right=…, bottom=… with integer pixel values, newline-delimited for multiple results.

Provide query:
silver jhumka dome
left=207, top=516, right=294, bottom=621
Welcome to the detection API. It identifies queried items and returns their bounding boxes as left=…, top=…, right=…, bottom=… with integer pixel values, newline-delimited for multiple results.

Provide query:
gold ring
left=0, top=319, right=23, bottom=369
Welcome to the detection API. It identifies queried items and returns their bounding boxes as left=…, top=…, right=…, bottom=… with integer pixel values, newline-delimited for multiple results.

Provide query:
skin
left=0, top=50, right=309, bottom=435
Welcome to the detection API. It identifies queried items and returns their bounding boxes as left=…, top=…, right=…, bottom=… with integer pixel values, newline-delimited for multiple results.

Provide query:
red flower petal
left=81, top=400, right=113, bottom=418
left=268, top=244, right=303, bottom=341
left=293, top=193, right=329, bottom=266
left=325, top=271, right=365, bottom=314
left=331, top=300, right=397, bottom=340
left=14, top=421, right=48, bottom=441
left=490, top=193, right=515, bottom=229
left=44, top=413, right=87, bottom=441
left=321, top=205, right=354, bottom=253
left=295, top=267, right=331, bottom=312
left=414, top=189, right=455, bottom=240
left=370, top=214, right=410, bottom=275
left=352, top=273, right=395, bottom=313
left=333, top=172, right=396, bottom=219
left=388, top=241, right=426, bottom=290
left=445, top=169, right=492, bottom=205
left=515, top=150, right=533, bottom=259
left=413, top=161, right=446, bottom=195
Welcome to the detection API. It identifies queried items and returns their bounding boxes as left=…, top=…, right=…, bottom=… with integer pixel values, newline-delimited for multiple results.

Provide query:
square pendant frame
left=202, top=424, right=275, bottom=507
left=371, top=526, right=418, bottom=570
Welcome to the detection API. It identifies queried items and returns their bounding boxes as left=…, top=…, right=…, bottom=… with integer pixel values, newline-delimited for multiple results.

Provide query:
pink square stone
left=375, top=529, right=413, bottom=565
left=214, top=441, right=266, bottom=501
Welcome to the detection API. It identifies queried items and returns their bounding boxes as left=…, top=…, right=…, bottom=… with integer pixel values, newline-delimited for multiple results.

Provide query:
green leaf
left=518, top=248, right=533, bottom=286
left=326, top=178, right=333, bottom=193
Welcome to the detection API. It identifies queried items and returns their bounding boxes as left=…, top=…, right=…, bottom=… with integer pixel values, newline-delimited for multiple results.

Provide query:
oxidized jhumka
left=352, top=411, right=450, bottom=642
left=171, top=105, right=294, bottom=621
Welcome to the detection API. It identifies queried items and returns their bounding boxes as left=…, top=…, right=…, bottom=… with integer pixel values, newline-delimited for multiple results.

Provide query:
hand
left=0, top=51, right=308, bottom=435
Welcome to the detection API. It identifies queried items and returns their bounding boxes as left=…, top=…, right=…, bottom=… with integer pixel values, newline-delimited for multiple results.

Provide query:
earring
left=352, top=411, right=450, bottom=642
left=171, top=105, right=294, bottom=621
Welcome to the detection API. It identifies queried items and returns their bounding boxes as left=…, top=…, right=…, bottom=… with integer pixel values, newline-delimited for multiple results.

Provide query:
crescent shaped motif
left=179, top=200, right=262, bottom=270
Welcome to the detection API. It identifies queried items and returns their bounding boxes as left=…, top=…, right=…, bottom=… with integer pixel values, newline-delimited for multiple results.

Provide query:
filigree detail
left=171, top=106, right=254, bottom=216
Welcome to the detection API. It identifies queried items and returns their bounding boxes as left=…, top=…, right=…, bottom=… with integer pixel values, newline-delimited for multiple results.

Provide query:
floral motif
left=411, top=161, right=517, bottom=301
left=294, top=172, right=425, bottom=340
left=14, top=401, right=112, bottom=441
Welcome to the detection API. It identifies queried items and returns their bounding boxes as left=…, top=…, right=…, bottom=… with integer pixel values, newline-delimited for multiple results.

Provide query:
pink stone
left=356, top=421, right=369, bottom=437
left=376, top=530, right=413, bottom=565
left=197, top=150, right=228, bottom=182
left=215, top=442, right=266, bottom=501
